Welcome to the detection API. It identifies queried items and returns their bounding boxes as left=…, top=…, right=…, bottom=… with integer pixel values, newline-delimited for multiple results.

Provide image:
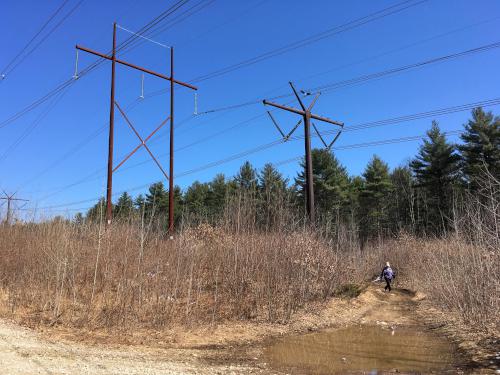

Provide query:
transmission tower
left=76, top=22, right=197, bottom=234
left=263, top=82, right=344, bottom=223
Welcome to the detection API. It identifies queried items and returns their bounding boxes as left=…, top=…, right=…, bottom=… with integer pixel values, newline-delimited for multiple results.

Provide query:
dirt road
left=0, top=318, right=262, bottom=374
left=0, top=285, right=494, bottom=374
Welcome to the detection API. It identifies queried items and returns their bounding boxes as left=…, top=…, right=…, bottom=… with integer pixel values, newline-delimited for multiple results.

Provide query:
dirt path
left=0, top=285, right=492, bottom=374
left=0, top=318, right=262, bottom=374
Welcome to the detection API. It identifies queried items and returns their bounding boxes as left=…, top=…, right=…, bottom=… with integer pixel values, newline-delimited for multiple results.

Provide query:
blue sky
left=1, top=0, right=500, bottom=218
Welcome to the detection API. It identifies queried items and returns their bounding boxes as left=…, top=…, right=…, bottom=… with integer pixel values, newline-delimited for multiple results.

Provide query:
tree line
left=80, top=107, right=499, bottom=241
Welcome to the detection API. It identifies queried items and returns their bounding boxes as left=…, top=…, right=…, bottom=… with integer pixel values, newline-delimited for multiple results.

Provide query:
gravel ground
left=0, top=319, right=264, bottom=375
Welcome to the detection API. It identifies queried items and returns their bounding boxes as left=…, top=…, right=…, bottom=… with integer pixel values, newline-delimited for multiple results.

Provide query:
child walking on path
left=380, top=262, right=395, bottom=292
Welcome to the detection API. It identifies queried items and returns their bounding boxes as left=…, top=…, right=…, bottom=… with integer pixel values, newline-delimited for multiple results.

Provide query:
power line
left=144, top=0, right=428, bottom=99
left=162, top=35, right=500, bottom=153
left=8, top=1, right=204, bottom=189
left=0, top=85, right=71, bottom=163
left=3, top=0, right=86, bottom=78
left=27, top=91, right=500, bottom=203
left=113, top=37, right=500, bottom=172
left=189, top=0, right=428, bottom=83
left=313, top=41, right=500, bottom=93
left=14, top=98, right=145, bottom=191
left=29, top=129, right=463, bottom=212
left=294, top=15, right=500, bottom=86
left=2, top=0, right=201, bottom=195
left=198, top=39, right=500, bottom=115
left=31, top=114, right=199, bottom=202
left=0, top=0, right=192, bottom=130
left=178, top=0, right=269, bottom=48
left=101, top=97, right=500, bottom=174
left=26, top=96, right=500, bottom=205
left=1, top=0, right=71, bottom=76
left=271, top=130, right=465, bottom=167
left=119, top=0, right=215, bottom=56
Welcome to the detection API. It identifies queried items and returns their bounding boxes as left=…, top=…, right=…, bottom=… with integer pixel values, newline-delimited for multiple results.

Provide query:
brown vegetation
left=0, top=175, right=498, bottom=338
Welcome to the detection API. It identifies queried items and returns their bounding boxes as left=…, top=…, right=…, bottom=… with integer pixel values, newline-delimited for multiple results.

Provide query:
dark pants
left=384, top=277, right=392, bottom=292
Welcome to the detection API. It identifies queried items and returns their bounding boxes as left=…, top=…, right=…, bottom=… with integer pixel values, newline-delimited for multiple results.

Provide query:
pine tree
left=205, top=174, right=229, bottom=218
left=134, top=194, right=146, bottom=213
left=411, top=121, right=460, bottom=234
left=258, top=163, right=289, bottom=227
left=295, top=149, right=350, bottom=216
left=85, top=197, right=106, bottom=222
left=259, top=163, right=288, bottom=198
left=459, top=107, right=500, bottom=187
left=184, top=181, right=210, bottom=217
left=171, top=185, right=184, bottom=224
left=390, top=166, right=415, bottom=233
left=359, top=155, right=393, bottom=241
left=145, top=182, right=168, bottom=218
left=234, top=161, right=257, bottom=191
left=114, top=192, right=134, bottom=219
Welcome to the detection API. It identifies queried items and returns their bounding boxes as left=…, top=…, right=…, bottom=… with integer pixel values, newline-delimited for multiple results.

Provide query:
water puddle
left=264, top=325, right=462, bottom=374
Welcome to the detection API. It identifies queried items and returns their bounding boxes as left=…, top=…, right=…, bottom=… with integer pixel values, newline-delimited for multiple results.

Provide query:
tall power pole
left=1, top=191, right=28, bottom=225
left=263, top=82, right=343, bottom=223
left=76, top=23, right=197, bottom=234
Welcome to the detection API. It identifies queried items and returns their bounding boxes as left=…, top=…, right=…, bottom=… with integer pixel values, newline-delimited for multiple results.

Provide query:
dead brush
left=0, top=177, right=498, bottom=333
left=0, top=219, right=344, bottom=329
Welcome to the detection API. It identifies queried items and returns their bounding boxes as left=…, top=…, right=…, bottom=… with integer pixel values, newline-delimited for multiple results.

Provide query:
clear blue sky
left=1, top=0, right=499, bottom=218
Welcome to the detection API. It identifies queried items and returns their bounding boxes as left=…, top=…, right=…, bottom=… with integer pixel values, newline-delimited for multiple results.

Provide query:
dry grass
left=0, top=221, right=351, bottom=329
left=0, top=176, right=498, bottom=335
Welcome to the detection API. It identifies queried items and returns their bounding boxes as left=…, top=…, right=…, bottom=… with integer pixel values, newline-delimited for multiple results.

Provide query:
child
left=380, top=262, right=395, bottom=292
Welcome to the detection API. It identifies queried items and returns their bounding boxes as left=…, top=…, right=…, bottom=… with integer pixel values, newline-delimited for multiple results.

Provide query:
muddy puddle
left=263, top=324, right=462, bottom=374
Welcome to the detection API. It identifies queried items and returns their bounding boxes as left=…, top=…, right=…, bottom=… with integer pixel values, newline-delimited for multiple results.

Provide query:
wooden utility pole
left=76, top=23, right=197, bottom=234
left=1, top=191, right=28, bottom=225
left=263, top=82, right=343, bottom=223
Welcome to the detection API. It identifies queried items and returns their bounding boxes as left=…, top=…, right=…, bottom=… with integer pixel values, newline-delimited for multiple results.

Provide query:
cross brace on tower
left=76, top=22, right=197, bottom=235
left=263, top=82, right=344, bottom=223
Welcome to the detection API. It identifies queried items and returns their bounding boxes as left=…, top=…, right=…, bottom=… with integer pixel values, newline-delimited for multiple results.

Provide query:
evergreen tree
left=359, top=155, right=393, bottom=241
left=295, top=149, right=350, bottom=216
left=234, top=161, right=257, bottom=191
left=259, top=163, right=288, bottom=198
left=459, top=107, right=500, bottom=186
left=411, top=121, right=460, bottom=234
left=184, top=181, right=210, bottom=217
left=145, top=182, right=168, bottom=218
left=258, top=163, right=289, bottom=227
left=134, top=194, right=146, bottom=213
left=205, top=174, right=229, bottom=218
left=390, top=166, right=415, bottom=233
left=114, top=192, right=134, bottom=219
left=85, top=197, right=106, bottom=222
left=171, top=185, right=184, bottom=224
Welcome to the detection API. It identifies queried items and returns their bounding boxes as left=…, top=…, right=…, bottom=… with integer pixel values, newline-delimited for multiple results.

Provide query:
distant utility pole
left=263, top=82, right=343, bottom=223
left=76, top=22, right=197, bottom=235
left=1, top=191, right=28, bottom=225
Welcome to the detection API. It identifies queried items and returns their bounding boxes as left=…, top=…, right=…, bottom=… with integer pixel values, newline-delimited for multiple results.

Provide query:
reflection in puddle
left=264, top=325, right=460, bottom=374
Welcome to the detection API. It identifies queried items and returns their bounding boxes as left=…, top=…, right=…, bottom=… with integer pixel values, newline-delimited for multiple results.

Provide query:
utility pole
left=1, top=191, right=28, bottom=225
left=168, top=47, right=175, bottom=236
left=263, top=82, right=343, bottom=223
left=76, top=23, right=197, bottom=234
